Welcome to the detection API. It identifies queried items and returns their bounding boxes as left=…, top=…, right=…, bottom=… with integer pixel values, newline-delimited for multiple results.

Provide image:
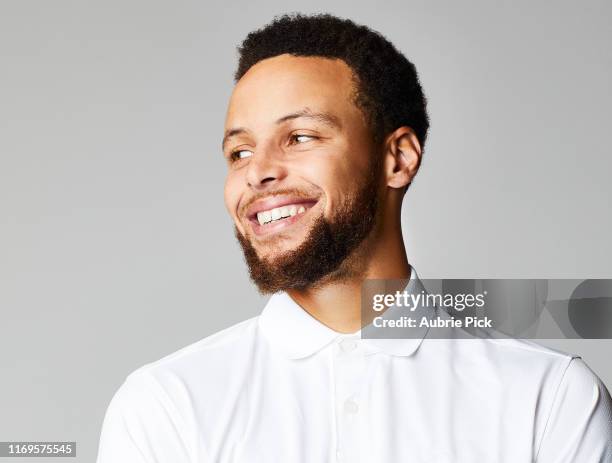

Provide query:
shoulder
left=482, top=337, right=577, bottom=364
left=473, top=337, right=603, bottom=391
left=431, top=335, right=580, bottom=403
left=100, top=316, right=263, bottom=452
left=535, top=356, right=612, bottom=461
left=434, top=330, right=578, bottom=375
left=478, top=337, right=581, bottom=389
left=129, top=315, right=262, bottom=391
left=108, top=315, right=262, bottom=413
left=139, top=316, right=260, bottom=372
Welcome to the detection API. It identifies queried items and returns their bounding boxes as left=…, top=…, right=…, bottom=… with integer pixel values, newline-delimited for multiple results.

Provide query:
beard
left=234, top=157, right=382, bottom=294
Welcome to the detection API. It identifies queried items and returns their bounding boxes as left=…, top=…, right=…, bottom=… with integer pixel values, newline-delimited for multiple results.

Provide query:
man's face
left=223, top=54, right=382, bottom=292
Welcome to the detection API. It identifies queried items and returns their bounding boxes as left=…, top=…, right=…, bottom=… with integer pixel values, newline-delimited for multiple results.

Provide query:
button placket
left=343, top=398, right=359, bottom=414
left=333, top=336, right=365, bottom=462
left=339, top=338, right=358, bottom=353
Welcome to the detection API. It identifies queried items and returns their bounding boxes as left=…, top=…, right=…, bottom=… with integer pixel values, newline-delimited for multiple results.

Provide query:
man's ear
left=383, top=127, right=422, bottom=191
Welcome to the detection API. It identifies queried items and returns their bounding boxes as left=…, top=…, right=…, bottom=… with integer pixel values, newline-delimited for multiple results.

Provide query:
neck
left=287, top=218, right=410, bottom=333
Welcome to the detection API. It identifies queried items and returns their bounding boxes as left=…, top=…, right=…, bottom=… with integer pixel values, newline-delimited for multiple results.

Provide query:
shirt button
left=344, top=398, right=359, bottom=414
left=336, top=449, right=342, bottom=461
left=339, top=339, right=358, bottom=352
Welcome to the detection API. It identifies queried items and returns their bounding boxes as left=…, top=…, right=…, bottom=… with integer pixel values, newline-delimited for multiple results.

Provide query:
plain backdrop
left=1, top=1, right=611, bottom=461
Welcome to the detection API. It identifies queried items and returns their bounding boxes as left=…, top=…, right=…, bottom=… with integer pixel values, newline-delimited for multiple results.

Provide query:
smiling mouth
left=246, top=200, right=319, bottom=235
left=256, top=203, right=309, bottom=225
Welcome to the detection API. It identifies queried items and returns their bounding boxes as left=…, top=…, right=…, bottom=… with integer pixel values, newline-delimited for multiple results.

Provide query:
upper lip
left=244, top=195, right=319, bottom=220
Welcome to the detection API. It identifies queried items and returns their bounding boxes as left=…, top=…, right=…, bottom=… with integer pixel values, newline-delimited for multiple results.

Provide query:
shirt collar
left=258, top=266, right=431, bottom=359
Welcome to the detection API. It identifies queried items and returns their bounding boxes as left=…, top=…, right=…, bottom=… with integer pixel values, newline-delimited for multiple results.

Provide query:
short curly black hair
left=234, top=13, right=429, bottom=150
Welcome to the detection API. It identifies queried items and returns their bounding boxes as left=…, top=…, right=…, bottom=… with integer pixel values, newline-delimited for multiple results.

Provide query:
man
left=97, top=13, right=612, bottom=462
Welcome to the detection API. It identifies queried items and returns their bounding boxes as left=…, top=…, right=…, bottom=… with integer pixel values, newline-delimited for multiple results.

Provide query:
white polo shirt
left=96, top=270, right=612, bottom=462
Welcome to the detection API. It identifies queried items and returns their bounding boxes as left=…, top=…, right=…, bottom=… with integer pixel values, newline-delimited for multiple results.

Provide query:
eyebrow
left=221, top=108, right=341, bottom=150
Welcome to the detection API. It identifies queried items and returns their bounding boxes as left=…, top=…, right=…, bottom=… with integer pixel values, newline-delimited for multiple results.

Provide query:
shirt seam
left=136, top=370, right=196, bottom=463
left=114, top=401, right=149, bottom=463
left=533, top=355, right=580, bottom=461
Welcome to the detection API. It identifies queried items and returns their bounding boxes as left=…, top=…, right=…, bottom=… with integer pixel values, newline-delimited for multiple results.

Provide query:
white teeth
left=256, top=203, right=310, bottom=225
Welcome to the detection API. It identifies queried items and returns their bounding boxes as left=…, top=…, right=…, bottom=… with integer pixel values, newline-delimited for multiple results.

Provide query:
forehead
left=224, top=54, right=360, bottom=129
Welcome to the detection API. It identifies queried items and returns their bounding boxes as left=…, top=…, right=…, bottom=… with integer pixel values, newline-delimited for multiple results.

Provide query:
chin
left=253, top=237, right=304, bottom=259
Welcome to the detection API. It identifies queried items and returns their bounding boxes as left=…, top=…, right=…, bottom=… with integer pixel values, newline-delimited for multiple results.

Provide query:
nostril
left=247, top=176, right=276, bottom=189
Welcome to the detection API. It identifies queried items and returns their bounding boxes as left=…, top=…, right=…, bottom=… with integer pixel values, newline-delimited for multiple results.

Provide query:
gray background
left=1, top=1, right=610, bottom=461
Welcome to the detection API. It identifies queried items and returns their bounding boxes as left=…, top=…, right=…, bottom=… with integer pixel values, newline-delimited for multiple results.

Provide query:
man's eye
left=290, top=134, right=316, bottom=144
left=230, top=149, right=253, bottom=162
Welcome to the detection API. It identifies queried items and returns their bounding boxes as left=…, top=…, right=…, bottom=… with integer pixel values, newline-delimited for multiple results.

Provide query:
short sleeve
left=536, top=357, right=612, bottom=462
left=96, top=370, right=193, bottom=463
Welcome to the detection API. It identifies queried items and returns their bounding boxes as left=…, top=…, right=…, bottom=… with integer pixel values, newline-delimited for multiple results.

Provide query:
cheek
left=294, top=152, right=362, bottom=215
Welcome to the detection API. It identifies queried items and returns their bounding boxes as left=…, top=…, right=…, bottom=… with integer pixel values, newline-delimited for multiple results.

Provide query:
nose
left=245, top=149, right=287, bottom=190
